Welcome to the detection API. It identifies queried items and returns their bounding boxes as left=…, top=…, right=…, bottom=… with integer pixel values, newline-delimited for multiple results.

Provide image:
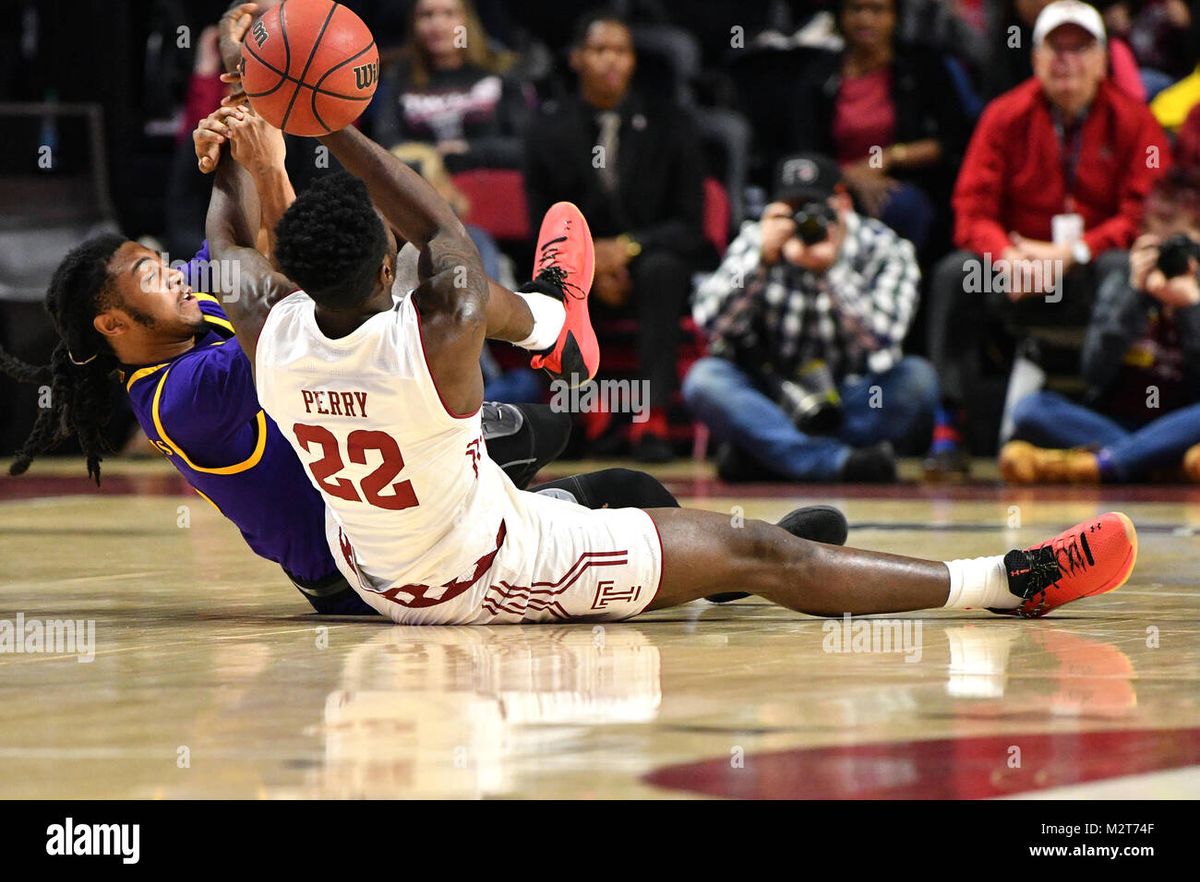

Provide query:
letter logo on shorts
left=592, top=580, right=641, bottom=611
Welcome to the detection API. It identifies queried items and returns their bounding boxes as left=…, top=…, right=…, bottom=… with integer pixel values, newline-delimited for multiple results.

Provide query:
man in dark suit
left=524, top=9, right=706, bottom=462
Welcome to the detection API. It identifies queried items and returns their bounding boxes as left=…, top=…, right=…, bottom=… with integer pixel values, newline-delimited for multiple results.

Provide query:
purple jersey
left=120, top=293, right=337, bottom=583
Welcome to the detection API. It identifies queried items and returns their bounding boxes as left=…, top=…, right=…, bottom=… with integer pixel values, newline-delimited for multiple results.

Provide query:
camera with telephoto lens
left=793, top=202, right=837, bottom=246
left=763, top=360, right=842, bottom=433
left=1156, top=234, right=1200, bottom=279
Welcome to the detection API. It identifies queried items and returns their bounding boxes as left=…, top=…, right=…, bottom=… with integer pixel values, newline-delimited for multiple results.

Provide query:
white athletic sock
left=943, top=556, right=1016, bottom=610
left=512, top=290, right=566, bottom=352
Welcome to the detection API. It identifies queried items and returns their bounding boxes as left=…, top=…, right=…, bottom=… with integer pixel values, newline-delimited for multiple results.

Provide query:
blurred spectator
left=925, top=1, right=1170, bottom=475
left=684, top=154, right=934, bottom=483
left=368, top=0, right=525, bottom=326
left=1147, top=0, right=1200, bottom=132
left=999, top=167, right=1200, bottom=483
left=899, top=0, right=989, bottom=55
left=524, top=9, right=706, bottom=462
left=370, top=0, right=531, bottom=173
left=983, top=0, right=1147, bottom=101
left=1103, top=0, right=1194, bottom=97
left=894, top=2, right=992, bottom=120
left=791, top=0, right=973, bottom=251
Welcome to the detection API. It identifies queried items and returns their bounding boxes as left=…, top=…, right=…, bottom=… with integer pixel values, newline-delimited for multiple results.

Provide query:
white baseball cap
left=1033, top=1, right=1107, bottom=46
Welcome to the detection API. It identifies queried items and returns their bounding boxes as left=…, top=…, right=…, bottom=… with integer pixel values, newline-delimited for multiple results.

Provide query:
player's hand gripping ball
left=240, top=0, right=378, bottom=137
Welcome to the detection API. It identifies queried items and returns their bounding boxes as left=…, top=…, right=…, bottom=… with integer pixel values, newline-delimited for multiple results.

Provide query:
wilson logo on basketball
left=354, top=62, right=378, bottom=90
left=251, top=19, right=268, bottom=48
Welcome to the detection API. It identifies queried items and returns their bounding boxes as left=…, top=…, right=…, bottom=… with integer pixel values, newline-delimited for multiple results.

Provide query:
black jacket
left=790, top=48, right=972, bottom=198
left=523, top=93, right=706, bottom=257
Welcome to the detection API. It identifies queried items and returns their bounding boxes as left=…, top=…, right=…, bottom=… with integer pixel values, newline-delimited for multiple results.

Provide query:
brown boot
left=998, top=441, right=1101, bottom=484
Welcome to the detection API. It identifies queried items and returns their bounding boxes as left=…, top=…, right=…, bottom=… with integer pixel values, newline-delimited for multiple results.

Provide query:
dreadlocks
left=0, top=234, right=127, bottom=484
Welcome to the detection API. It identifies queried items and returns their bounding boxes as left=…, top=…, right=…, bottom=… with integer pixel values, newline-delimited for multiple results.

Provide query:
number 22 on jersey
left=293, top=423, right=420, bottom=511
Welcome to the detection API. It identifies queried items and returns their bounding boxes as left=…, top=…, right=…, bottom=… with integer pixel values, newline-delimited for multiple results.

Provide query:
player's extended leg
left=643, top=509, right=1137, bottom=619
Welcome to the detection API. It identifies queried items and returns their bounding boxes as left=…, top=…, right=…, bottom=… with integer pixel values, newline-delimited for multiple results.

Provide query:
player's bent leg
left=481, top=203, right=598, bottom=389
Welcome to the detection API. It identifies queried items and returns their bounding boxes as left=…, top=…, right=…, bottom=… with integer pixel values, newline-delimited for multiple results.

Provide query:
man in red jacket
left=924, top=0, right=1170, bottom=476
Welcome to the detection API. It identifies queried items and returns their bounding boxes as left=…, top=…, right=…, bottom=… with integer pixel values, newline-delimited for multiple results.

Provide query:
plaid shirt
left=693, top=211, right=920, bottom=381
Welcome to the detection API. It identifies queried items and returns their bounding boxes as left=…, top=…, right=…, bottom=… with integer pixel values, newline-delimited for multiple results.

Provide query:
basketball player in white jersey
left=243, top=122, right=1137, bottom=625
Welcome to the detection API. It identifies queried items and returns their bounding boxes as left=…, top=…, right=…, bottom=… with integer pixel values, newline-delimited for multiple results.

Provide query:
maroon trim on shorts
left=481, top=549, right=630, bottom=619
left=375, top=519, right=506, bottom=609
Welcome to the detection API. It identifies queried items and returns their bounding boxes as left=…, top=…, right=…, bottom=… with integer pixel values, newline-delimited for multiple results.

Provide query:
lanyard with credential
left=1053, top=112, right=1085, bottom=214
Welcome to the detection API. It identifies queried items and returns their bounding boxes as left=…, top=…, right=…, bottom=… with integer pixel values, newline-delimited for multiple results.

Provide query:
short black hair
left=275, top=171, right=388, bottom=310
left=570, top=7, right=631, bottom=49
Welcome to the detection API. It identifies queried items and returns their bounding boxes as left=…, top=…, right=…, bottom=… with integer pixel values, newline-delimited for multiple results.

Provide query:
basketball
left=241, top=0, right=378, bottom=137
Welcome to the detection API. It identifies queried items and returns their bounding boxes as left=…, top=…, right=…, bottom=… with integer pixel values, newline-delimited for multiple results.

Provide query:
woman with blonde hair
left=371, top=0, right=532, bottom=173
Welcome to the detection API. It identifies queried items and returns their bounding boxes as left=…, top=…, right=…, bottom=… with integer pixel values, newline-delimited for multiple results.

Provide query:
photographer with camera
left=683, top=153, right=936, bottom=483
left=1000, top=167, right=1200, bottom=484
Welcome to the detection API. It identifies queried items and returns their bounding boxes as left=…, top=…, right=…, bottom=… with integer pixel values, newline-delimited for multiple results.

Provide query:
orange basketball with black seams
left=241, top=0, right=378, bottom=137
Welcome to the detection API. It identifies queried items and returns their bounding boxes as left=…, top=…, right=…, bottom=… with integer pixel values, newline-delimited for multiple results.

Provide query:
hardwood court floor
left=1, top=458, right=1198, bottom=799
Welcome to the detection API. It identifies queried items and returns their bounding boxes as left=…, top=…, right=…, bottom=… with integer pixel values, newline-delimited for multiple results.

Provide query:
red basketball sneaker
left=993, top=512, right=1138, bottom=618
left=528, top=202, right=598, bottom=388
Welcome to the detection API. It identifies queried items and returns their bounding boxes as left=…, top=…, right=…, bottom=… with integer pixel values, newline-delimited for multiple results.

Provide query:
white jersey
left=256, top=290, right=505, bottom=589
left=257, top=289, right=662, bottom=626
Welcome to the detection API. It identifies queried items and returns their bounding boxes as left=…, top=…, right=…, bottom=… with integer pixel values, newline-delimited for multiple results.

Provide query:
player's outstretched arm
left=205, top=136, right=295, bottom=375
left=224, top=107, right=295, bottom=261
left=318, top=125, right=503, bottom=415
left=318, top=126, right=469, bottom=257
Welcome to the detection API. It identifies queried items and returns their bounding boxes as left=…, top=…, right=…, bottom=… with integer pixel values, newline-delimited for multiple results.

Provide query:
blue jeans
left=683, top=355, right=939, bottom=480
left=1011, top=390, right=1200, bottom=481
